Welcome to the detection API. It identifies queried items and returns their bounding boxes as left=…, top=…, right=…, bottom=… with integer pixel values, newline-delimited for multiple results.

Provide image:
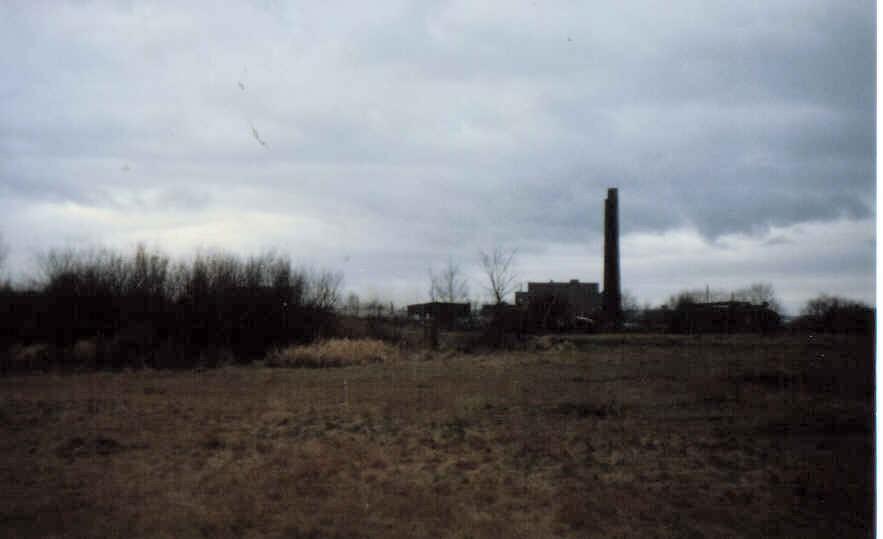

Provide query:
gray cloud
left=0, top=0, right=874, bottom=310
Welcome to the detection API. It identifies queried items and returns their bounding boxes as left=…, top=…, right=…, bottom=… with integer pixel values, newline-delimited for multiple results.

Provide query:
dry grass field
left=0, top=334, right=873, bottom=538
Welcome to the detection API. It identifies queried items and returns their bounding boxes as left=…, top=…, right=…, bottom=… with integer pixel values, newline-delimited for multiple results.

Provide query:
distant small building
left=514, top=279, right=602, bottom=330
left=479, top=302, right=511, bottom=319
left=406, top=302, right=471, bottom=330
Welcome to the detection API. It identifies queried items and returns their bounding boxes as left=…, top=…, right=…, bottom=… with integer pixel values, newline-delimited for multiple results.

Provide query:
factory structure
left=408, top=187, right=780, bottom=334
left=408, top=187, right=622, bottom=332
left=510, top=187, right=621, bottom=331
left=514, top=280, right=601, bottom=329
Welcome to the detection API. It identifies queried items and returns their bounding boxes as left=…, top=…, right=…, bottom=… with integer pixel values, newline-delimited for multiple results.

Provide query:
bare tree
left=305, top=269, right=343, bottom=311
left=733, top=282, right=783, bottom=313
left=427, top=267, right=438, bottom=302
left=621, top=290, right=641, bottom=322
left=622, top=290, right=639, bottom=312
left=800, top=294, right=868, bottom=318
left=344, top=292, right=361, bottom=317
left=798, top=293, right=873, bottom=334
left=479, top=246, right=517, bottom=304
left=665, top=283, right=784, bottom=314
left=665, top=287, right=728, bottom=308
left=429, top=256, right=469, bottom=303
left=364, top=297, right=384, bottom=319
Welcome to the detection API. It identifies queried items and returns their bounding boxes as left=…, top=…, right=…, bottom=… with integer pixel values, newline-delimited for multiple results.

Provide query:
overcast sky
left=0, top=1, right=875, bottom=314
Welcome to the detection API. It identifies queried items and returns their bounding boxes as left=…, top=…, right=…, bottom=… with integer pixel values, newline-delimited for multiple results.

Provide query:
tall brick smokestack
left=603, top=188, right=622, bottom=328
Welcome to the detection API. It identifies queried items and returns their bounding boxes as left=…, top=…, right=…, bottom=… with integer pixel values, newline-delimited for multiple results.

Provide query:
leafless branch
left=479, top=245, right=517, bottom=304
left=429, top=256, right=469, bottom=302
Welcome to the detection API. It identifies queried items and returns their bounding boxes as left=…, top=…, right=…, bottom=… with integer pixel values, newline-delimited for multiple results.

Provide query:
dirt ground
left=0, top=334, right=873, bottom=538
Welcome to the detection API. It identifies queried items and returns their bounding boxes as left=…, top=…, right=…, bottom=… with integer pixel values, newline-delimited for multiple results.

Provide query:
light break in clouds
left=0, top=1, right=875, bottom=314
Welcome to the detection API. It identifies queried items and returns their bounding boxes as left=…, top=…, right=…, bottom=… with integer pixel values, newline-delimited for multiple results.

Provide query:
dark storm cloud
left=340, top=0, right=875, bottom=237
left=0, top=1, right=873, bottom=310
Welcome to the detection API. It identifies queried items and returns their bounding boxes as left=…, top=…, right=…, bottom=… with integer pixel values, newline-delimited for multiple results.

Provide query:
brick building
left=514, top=279, right=602, bottom=330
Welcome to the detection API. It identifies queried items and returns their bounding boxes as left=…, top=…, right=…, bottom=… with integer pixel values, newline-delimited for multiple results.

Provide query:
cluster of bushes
left=639, top=285, right=874, bottom=336
left=790, top=295, right=874, bottom=335
left=662, top=302, right=782, bottom=334
left=0, top=245, right=344, bottom=371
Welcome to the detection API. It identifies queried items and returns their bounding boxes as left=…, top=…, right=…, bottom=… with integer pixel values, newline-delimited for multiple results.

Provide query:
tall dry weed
left=265, top=338, right=399, bottom=368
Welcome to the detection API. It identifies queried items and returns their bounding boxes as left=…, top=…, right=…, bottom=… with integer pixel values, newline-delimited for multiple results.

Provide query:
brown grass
left=265, top=338, right=401, bottom=368
left=0, top=333, right=873, bottom=538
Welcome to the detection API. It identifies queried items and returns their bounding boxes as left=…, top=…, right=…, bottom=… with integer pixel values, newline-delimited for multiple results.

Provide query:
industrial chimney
left=603, top=188, right=622, bottom=328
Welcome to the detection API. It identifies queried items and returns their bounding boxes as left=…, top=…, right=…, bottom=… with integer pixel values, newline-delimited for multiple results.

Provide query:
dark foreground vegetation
left=0, top=245, right=343, bottom=371
left=0, top=334, right=872, bottom=538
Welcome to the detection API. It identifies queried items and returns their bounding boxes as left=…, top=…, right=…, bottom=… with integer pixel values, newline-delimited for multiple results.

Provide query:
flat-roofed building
left=514, top=279, right=602, bottom=330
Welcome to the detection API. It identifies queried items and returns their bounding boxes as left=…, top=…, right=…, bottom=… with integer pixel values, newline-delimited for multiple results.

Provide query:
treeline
left=790, top=294, right=875, bottom=335
left=0, top=245, right=343, bottom=370
left=663, top=283, right=782, bottom=313
left=640, top=283, right=873, bottom=336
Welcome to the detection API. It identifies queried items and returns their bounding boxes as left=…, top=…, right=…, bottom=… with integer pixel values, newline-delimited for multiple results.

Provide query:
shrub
left=196, top=347, right=237, bottom=368
left=265, top=338, right=400, bottom=368
left=10, top=343, right=51, bottom=371
left=72, top=339, right=98, bottom=365
left=794, top=295, right=875, bottom=335
left=0, top=245, right=344, bottom=369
